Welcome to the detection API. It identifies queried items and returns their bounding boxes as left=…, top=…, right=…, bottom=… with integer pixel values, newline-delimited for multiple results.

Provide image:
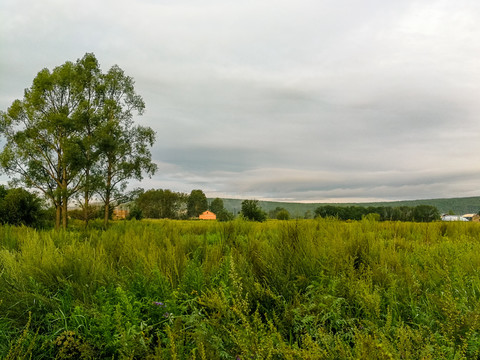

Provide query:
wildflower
left=153, top=301, right=165, bottom=307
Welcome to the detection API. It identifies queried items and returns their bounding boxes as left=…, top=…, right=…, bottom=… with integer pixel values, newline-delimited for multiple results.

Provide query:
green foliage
left=413, top=204, right=441, bottom=222
left=0, top=53, right=157, bottom=230
left=268, top=206, right=291, bottom=220
left=94, top=64, right=157, bottom=228
left=209, top=197, right=224, bottom=215
left=135, top=189, right=187, bottom=219
left=217, top=209, right=234, bottom=222
left=187, top=189, right=208, bottom=218
left=241, top=200, right=267, bottom=222
left=53, top=330, right=94, bottom=359
left=315, top=204, right=440, bottom=222
left=276, top=209, right=290, bottom=220
left=68, top=205, right=103, bottom=221
left=127, top=205, right=143, bottom=220
left=218, top=196, right=480, bottom=219
left=0, top=187, right=44, bottom=227
left=1, top=220, right=480, bottom=358
left=209, top=197, right=234, bottom=221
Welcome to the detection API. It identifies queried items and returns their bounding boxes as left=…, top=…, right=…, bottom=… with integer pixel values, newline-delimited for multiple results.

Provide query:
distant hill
left=210, top=197, right=480, bottom=218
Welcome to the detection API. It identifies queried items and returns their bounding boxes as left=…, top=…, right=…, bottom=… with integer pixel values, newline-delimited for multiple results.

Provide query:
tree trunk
left=84, top=172, right=90, bottom=228
left=62, top=173, right=68, bottom=230
left=104, top=199, right=109, bottom=228
left=103, top=163, right=112, bottom=228
left=62, top=198, right=68, bottom=230
left=55, top=203, right=61, bottom=230
left=83, top=129, right=92, bottom=228
left=84, top=192, right=89, bottom=227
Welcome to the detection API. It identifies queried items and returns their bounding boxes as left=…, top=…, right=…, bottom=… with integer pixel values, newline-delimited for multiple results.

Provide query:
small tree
left=241, top=200, right=267, bottom=222
left=217, top=209, right=234, bottom=222
left=127, top=205, right=143, bottom=220
left=276, top=209, right=290, bottom=220
left=209, top=197, right=224, bottom=215
left=269, top=206, right=290, bottom=220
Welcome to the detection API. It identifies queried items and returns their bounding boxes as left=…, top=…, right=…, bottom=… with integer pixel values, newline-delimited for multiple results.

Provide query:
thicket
left=0, top=186, right=45, bottom=227
left=1, top=219, right=480, bottom=359
left=315, top=204, right=440, bottom=222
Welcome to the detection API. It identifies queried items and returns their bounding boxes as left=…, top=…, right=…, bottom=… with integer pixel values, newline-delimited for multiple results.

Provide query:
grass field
left=1, top=219, right=480, bottom=359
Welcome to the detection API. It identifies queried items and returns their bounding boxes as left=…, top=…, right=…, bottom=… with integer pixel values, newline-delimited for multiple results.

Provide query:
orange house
left=113, top=208, right=129, bottom=220
left=199, top=211, right=216, bottom=220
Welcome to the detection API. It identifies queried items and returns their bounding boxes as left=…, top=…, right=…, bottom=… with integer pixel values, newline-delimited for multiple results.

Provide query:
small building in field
left=199, top=211, right=216, bottom=220
left=462, top=214, right=480, bottom=222
left=441, top=214, right=468, bottom=222
left=113, top=208, right=129, bottom=220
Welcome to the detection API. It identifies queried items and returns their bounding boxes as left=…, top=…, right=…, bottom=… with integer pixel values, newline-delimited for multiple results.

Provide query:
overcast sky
left=1, top=0, right=480, bottom=202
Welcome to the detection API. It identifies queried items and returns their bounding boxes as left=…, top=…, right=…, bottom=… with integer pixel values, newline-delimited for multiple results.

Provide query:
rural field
left=1, top=218, right=480, bottom=359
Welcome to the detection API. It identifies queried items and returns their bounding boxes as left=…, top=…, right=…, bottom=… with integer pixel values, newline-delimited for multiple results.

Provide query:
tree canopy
left=135, top=189, right=187, bottom=219
left=187, top=189, right=208, bottom=218
left=314, top=204, right=440, bottom=222
left=209, top=197, right=234, bottom=221
left=0, top=53, right=156, bottom=229
left=209, top=197, right=224, bottom=215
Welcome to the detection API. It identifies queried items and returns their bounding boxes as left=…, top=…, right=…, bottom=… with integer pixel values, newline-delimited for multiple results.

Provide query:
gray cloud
left=1, top=0, right=480, bottom=202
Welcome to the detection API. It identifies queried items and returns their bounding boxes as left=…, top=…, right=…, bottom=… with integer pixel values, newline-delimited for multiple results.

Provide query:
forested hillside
left=218, top=196, right=480, bottom=218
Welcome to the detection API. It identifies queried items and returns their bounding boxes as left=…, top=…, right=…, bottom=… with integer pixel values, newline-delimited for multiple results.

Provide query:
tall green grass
left=1, top=219, right=480, bottom=358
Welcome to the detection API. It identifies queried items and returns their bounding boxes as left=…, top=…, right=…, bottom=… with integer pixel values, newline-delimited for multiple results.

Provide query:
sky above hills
left=1, top=0, right=480, bottom=202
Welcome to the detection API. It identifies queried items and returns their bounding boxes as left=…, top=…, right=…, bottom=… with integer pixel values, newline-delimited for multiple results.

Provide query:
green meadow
left=1, top=219, right=480, bottom=359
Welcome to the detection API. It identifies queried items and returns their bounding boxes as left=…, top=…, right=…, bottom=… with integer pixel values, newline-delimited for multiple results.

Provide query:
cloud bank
left=1, top=0, right=480, bottom=201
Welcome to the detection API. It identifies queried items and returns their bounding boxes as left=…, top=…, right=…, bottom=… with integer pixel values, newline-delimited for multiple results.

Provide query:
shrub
left=0, top=187, right=43, bottom=227
left=276, top=209, right=290, bottom=220
left=217, top=209, right=234, bottom=222
left=241, top=200, right=267, bottom=222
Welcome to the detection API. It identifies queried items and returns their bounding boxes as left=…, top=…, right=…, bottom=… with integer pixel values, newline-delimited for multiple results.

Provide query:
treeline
left=131, top=193, right=441, bottom=223
left=315, top=204, right=440, bottom=222
left=0, top=184, right=443, bottom=228
left=131, top=192, right=291, bottom=222
left=130, top=189, right=234, bottom=221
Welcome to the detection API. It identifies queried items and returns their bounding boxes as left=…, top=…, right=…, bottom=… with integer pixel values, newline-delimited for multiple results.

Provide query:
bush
left=127, top=206, right=143, bottom=220
left=217, top=209, right=234, bottom=222
left=0, top=187, right=44, bottom=227
left=241, top=200, right=267, bottom=222
left=276, top=209, right=290, bottom=220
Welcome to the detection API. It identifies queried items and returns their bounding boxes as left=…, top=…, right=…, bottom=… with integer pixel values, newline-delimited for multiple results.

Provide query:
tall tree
left=187, top=189, right=208, bottom=218
left=95, top=65, right=157, bottom=227
left=0, top=61, right=85, bottom=229
left=209, top=197, right=224, bottom=215
left=73, top=53, right=103, bottom=226
left=0, top=53, right=157, bottom=229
